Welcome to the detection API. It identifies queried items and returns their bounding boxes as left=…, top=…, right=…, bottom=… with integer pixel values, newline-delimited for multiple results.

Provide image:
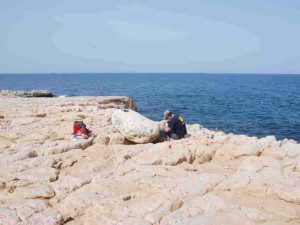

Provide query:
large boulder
left=112, top=109, right=160, bottom=144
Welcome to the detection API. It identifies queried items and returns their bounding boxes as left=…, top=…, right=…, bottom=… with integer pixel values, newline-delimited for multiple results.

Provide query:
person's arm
left=164, top=118, right=176, bottom=132
left=160, top=120, right=170, bottom=132
left=164, top=123, right=171, bottom=132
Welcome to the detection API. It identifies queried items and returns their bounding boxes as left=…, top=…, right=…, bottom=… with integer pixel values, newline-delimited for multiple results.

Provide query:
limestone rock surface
left=0, top=92, right=300, bottom=225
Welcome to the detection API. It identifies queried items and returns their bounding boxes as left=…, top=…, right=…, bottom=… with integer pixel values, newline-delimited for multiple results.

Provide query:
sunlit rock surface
left=0, top=92, right=299, bottom=225
left=112, top=109, right=160, bottom=144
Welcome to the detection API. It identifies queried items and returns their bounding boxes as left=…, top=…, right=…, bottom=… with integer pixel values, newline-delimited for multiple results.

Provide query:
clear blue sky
left=1, top=0, right=300, bottom=73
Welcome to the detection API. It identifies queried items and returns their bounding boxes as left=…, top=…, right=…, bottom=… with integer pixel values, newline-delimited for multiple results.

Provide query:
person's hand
left=159, top=120, right=167, bottom=129
left=164, top=121, right=169, bottom=128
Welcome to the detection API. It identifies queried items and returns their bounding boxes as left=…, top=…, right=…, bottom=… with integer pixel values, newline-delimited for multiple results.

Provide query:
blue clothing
left=167, top=115, right=187, bottom=138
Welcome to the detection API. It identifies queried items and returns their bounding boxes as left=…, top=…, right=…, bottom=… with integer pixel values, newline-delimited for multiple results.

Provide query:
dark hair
left=167, top=111, right=173, bottom=117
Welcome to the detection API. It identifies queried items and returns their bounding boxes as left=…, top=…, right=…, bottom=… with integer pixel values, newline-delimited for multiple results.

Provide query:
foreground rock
left=112, top=109, right=160, bottom=144
left=0, top=92, right=300, bottom=225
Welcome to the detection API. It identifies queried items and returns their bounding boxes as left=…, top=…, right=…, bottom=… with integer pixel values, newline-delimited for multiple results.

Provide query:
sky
left=0, top=0, right=300, bottom=74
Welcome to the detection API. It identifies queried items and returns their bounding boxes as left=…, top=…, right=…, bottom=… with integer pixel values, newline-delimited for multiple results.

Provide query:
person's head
left=164, top=110, right=174, bottom=121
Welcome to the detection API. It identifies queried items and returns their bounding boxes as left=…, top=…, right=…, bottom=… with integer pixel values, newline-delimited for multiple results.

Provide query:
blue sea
left=1, top=73, right=299, bottom=142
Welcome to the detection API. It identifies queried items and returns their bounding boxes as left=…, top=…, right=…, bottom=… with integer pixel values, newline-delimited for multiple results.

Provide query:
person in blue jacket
left=160, top=110, right=187, bottom=141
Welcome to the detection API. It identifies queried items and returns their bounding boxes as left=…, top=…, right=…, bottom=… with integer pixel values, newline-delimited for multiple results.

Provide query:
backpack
left=73, top=121, right=91, bottom=135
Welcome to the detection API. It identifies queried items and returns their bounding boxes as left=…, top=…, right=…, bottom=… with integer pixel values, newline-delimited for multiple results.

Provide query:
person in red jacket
left=73, top=121, right=92, bottom=139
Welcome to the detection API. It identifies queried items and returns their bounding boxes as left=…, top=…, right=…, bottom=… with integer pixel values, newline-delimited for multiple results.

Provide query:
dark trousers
left=160, top=129, right=179, bottom=141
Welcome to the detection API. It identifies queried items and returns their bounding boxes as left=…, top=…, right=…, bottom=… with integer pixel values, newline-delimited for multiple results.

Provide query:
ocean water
left=1, top=73, right=299, bottom=142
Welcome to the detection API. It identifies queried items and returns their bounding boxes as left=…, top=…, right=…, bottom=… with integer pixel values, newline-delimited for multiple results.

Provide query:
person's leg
left=160, top=129, right=171, bottom=141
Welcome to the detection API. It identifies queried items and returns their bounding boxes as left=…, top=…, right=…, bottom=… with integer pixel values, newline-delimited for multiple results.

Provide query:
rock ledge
left=0, top=90, right=55, bottom=97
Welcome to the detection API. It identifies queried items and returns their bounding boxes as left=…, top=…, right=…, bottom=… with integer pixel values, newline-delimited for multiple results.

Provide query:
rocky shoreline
left=0, top=91, right=300, bottom=225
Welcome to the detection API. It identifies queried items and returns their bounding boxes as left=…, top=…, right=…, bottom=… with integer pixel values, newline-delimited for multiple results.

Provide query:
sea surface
left=1, top=73, right=299, bottom=142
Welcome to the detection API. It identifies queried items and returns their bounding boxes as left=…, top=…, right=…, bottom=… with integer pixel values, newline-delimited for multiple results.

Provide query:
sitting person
left=160, top=110, right=187, bottom=141
left=73, top=121, right=93, bottom=139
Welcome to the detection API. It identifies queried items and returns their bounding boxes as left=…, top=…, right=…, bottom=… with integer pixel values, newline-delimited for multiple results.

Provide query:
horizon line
left=1, top=72, right=300, bottom=75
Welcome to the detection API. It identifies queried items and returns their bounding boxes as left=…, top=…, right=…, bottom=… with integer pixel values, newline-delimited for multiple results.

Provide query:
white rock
left=112, top=109, right=160, bottom=144
left=24, top=208, right=64, bottom=225
left=0, top=207, right=21, bottom=225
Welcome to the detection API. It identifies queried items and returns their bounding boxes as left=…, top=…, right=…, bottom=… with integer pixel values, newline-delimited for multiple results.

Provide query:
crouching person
left=160, top=110, right=187, bottom=141
left=73, top=121, right=93, bottom=139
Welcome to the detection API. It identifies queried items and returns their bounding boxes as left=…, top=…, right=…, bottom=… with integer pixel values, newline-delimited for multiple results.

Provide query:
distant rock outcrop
left=112, top=109, right=160, bottom=144
left=0, top=90, right=55, bottom=97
